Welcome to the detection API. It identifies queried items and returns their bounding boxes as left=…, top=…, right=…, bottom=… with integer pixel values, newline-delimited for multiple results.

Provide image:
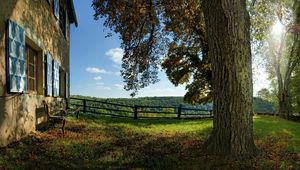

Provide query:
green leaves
left=162, top=43, right=211, bottom=104
left=93, top=0, right=211, bottom=103
left=93, top=0, right=162, bottom=96
left=250, top=0, right=275, bottom=42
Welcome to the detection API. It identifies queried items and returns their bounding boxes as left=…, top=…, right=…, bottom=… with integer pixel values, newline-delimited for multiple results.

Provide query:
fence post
left=134, top=105, right=138, bottom=120
left=83, top=99, right=87, bottom=113
left=177, top=104, right=182, bottom=119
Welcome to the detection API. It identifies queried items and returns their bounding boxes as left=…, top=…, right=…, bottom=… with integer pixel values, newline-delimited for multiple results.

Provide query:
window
left=25, top=39, right=44, bottom=95
left=65, top=72, right=69, bottom=98
left=45, top=55, right=61, bottom=97
left=59, top=68, right=66, bottom=98
left=53, top=0, right=59, bottom=20
left=53, top=60, right=60, bottom=97
left=53, top=0, right=69, bottom=39
left=59, top=5, right=66, bottom=37
left=65, top=11, right=69, bottom=40
left=45, top=53, right=53, bottom=96
left=26, top=45, right=38, bottom=91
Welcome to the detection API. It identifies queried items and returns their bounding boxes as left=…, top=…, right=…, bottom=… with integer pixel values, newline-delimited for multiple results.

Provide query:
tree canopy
left=92, top=0, right=211, bottom=104
left=251, top=0, right=300, bottom=116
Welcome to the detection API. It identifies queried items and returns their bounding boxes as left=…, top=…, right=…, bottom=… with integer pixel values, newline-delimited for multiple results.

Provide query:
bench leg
left=62, top=119, right=66, bottom=135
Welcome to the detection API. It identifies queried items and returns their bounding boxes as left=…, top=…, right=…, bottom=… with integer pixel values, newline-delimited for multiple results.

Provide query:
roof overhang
left=68, top=0, right=78, bottom=27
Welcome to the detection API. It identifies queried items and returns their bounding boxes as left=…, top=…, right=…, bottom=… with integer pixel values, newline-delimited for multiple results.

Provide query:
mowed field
left=0, top=114, right=299, bottom=169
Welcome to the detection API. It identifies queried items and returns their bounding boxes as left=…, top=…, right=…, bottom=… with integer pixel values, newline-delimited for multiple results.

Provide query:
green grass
left=0, top=114, right=299, bottom=169
left=254, top=116, right=300, bottom=152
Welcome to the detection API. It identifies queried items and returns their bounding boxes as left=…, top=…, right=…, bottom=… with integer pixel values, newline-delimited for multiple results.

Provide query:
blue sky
left=70, top=1, right=270, bottom=98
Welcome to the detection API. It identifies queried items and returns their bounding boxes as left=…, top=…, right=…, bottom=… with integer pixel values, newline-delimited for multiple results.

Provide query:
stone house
left=0, top=0, right=78, bottom=147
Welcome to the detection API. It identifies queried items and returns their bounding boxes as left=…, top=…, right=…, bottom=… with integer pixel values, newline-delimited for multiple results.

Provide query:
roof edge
left=70, top=0, right=78, bottom=27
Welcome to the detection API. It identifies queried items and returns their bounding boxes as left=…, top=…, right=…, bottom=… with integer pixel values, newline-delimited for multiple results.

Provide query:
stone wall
left=0, top=0, right=71, bottom=146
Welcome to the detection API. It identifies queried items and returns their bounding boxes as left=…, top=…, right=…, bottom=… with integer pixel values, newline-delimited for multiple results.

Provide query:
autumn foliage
left=92, top=0, right=211, bottom=103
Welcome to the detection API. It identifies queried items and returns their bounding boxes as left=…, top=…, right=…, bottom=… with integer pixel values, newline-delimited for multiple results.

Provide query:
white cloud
left=114, top=84, right=124, bottom=89
left=86, top=67, right=107, bottom=74
left=105, top=48, right=123, bottom=65
left=94, top=76, right=102, bottom=81
left=86, top=67, right=113, bottom=75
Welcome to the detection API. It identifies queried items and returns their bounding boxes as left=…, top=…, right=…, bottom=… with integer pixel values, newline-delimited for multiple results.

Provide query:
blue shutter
left=54, top=0, right=59, bottom=20
left=65, top=72, right=69, bottom=98
left=7, top=20, right=26, bottom=93
left=45, top=53, right=53, bottom=96
left=53, top=61, right=60, bottom=97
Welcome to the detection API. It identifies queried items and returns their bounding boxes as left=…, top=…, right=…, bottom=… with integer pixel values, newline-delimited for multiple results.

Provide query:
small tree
left=257, top=88, right=272, bottom=100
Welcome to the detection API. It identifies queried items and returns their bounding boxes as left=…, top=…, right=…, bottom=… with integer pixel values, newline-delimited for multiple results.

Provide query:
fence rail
left=69, top=97, right=213, bottom=119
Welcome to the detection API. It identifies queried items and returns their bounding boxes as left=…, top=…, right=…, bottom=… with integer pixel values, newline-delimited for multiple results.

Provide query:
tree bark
left=202, top=0, right=257, bottom=156
left=278, top=57, right=295, bottom=118
left=278, top=89, right=289, bottom=118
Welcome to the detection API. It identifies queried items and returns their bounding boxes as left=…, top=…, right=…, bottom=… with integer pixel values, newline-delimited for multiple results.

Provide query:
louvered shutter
left=54, top=0, right=59, bottom=20
left=65, top=72, right=69, bottom=98
left=7, top=20, right=26, bottom=93
left=45, top=53, right=53, bottom=96
left=53, top=61, right=60, bottom=97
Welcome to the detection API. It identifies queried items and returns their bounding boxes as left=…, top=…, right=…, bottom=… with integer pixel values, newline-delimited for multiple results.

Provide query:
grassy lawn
left=0, top=114, right=299, bottom=169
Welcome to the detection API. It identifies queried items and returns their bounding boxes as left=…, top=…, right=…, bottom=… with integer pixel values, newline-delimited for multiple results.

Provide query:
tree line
left=71, top=95, right=275, bottom=114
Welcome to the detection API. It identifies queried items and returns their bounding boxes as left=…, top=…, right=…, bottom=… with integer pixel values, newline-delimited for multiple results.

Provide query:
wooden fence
left=69, top=97, right=213, bottom=119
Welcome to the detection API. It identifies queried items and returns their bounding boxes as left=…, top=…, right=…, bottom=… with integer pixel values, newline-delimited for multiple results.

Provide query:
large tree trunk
left=202, top=0, right=257, bottom=156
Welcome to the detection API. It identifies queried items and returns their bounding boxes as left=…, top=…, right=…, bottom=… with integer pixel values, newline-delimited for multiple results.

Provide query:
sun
left=272, top=20, right=284, bottom=35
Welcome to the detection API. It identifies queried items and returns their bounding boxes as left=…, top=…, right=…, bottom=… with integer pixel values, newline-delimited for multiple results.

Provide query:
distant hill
left=71, top=95, right=275, bottom=113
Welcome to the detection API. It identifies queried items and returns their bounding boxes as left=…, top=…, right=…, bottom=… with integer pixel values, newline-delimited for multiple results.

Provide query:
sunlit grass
left=254, top=115, right=300, bottom=152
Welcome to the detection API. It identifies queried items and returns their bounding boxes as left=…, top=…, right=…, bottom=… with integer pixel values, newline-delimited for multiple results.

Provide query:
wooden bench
left=43, top=101, right=80, bottom=135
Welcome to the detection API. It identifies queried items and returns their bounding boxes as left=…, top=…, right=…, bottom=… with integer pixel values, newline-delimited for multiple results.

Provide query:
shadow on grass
left=1, top=115, right=299, bottom=169
left=0, top=119, right=213, bottom=169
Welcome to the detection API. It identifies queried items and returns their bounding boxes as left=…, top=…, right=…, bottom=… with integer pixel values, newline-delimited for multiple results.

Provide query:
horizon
left=71, top=94, right=267, bottom=99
